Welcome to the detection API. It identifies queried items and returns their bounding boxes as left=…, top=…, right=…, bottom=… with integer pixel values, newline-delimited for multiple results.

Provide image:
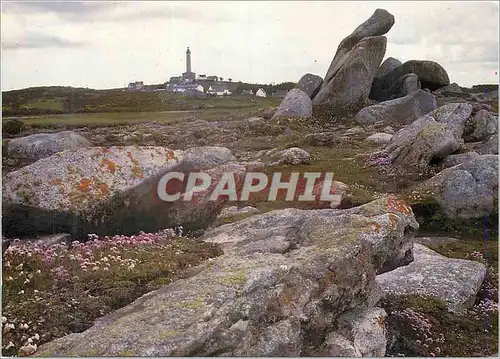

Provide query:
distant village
left=127, top=47, right=289, bottom=98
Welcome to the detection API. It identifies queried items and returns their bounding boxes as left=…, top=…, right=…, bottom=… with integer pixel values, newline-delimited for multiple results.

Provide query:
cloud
left=1, top=1, right=498, bottom=90
left=1, top=1, right=237, bottom=23
left=2, top=1, right=117, bottom=17
left=2, top=33, right=86, bottom=50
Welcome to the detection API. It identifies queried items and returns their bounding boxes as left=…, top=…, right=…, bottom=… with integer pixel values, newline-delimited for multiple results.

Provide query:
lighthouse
left=186, top=47, right=192, bottom=73
left=182, top=47, right=196, bottom=83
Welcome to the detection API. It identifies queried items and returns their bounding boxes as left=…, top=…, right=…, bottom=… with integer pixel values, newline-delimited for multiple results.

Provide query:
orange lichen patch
left=388, top=213, right=399, bottom=228
left=132, top=165, right=144, bottom=179
left=78, top=178, right=92, bottom=192
left=165, top=149, right=176, bottom=161
left=387, top=196, right=412, bottom=215
left=369, top=221, right=382, bottom=233
left=51, top=178, right=63, bottom=186
left=376, top=315, right=385, bottom=328
left=102, top=158, right=116, bottom=174
left=98, top=183, right=110, bottom=197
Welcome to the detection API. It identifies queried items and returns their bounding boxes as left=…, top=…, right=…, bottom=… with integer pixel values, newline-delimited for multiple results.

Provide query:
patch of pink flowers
left=3, top=227, right=184, bottom=288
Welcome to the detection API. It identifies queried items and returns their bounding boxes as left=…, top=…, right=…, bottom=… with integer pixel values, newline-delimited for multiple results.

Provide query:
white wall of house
left=255, top=88, right=266, bottom=97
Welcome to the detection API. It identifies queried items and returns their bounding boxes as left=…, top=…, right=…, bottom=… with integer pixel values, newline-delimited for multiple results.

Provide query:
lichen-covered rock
left=355, top=90, right=437, bottom=125
left=386, top=103, right=473, bottom=168
left=321, top=9, right=395, bottom=88
left=435, top=82, right=463, bottom=94
left=365, top=133, right=393, bottom=145
left=296, top=73, right=323, bottom=99
left=415, top=154, right=498, bottom=219
left=376, top=57, right=402, bottom=78
left=7, top=131, right=91, bottom=161
left=439, top=152, right=480, bottom=168
left=218, top=206, right=261, bottom=220
left=313, top=36, right=387, bottom=118
left=271, top=89, right=312, bottom=119
left=391, top=123, right=463, bottom=168
left=304, top=132, right=339, bottom=146
left=376, top=244, right=486, bottom=313
left=371, top=60, right=450, bottom=101
left=466, top=110, right=497, bottom=142
left=36, top=196, right=418, bottom=357
left=371, top=73, right=422, bottom=101
left=329, top=307, right=388, bottom=356
left=2, top=146, right=243, bottom=238
left=474, top=133, right=499, bottom=155
left=275, top=147, right=311, bottom=165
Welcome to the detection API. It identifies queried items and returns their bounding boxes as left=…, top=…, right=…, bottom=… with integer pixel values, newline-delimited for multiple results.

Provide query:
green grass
left=24, top=100, right=64, bottom=111
left=3, top=90, right=281, bottom=117
left=4, top=108, right=258, bottom=129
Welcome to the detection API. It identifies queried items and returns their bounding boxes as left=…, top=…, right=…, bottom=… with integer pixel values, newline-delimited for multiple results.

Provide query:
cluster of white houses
left=127, top=48, right=277, bottom=97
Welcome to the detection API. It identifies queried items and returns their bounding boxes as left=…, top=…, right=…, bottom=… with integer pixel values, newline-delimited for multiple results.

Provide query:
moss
left=417, top=123, right=447, bottom=139
left=114, top=349, right=137, bottom=357
left=218, top=271, right=247, bottom=286
left=158, top=329, right=179, bottom=339
left=175, top=297, right=206, bottom=309
left=214, top=212, right=259, bottom=226
left=411, top=200, right=499, bottom=238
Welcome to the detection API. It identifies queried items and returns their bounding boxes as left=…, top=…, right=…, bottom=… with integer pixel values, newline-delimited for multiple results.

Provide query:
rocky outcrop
left=376, top=244, right=486, bottom=313
left=313, top=8, right=394, bottom=118
left=7, top=131, right=91, bottom=161
left=434, top=82, right=463, bottom=94
left=276, top=147, right=311, bottom=165
left=376, top=57, right=402, bottom=78
left=321, top=9, right=395, bottom=87
left=272, top=89, right=312, bottom=119
left=465, top=110, right=497, bottom=142
left=415, top=154, right=498, bottom=219
left=385, top=103, right=472, bottom=168
left=373, top=73, right=422, bottom=101
left=371, top=60, right=450, bottom=101
left=325, top=307, right=388, bottom=356
left=354, top=90, right=437, bottom=125
left=439, top=152, right=480, bottom=168
left=37, top=197, right=419, bottom=357
left=313, top=36, right=387, bottom=118
left=2, top=146, right=245, bottom=238
left=296, top=73, right=323, bottom=99
left=474, top=134, right=499, bottom=155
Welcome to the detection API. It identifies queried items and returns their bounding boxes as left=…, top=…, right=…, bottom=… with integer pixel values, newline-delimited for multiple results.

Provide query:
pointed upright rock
left=313, top=9, right=394, bottom=118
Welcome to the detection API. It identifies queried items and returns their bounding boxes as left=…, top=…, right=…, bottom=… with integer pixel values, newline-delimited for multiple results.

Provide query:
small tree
left=219, top=77, right=223, bottom=82
left=228, top=78, right=233, bottom=82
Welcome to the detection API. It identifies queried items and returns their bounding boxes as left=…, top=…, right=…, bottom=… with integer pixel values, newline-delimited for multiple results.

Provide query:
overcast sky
left=1, top=1, right=499, bottom=90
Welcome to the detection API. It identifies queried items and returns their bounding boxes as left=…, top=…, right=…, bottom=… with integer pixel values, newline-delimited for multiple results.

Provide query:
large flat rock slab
left=376, top=244, right=486, bottom=313
left=36, top=197, right=418, bottom=356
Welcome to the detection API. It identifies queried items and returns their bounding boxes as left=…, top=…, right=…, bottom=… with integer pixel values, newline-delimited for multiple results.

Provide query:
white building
left=207, top=84, right=232, bottom=96
left=167, top=83, right=204, bottom=93
left=255, top=88, right=267, bottom=97
left=128, top=81, right=144, bottom=91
